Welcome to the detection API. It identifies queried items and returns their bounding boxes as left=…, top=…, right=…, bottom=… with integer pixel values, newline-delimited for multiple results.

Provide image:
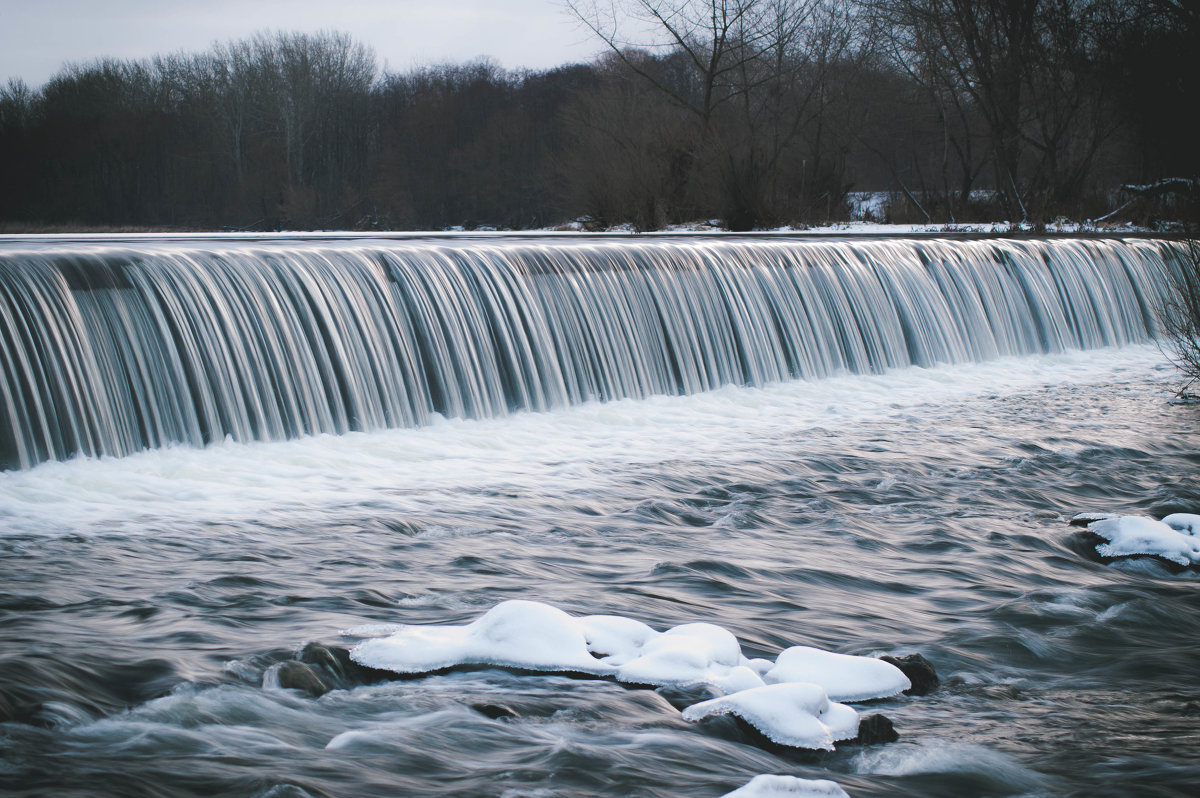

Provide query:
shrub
left=1161, top=240, right=1200, bottom=399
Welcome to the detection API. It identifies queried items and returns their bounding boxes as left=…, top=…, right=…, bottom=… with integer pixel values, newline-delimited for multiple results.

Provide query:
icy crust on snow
left=349, top=599, right=910, bottom=748
left=683, top=683, right=860, bottom=750
left=1086, top=514, right=1200, bottom=567
left=721, top=774, right=851, bottom=797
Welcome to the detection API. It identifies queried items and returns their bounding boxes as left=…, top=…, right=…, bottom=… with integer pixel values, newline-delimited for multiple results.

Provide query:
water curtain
left=0, top=237, right=1183, bottom=469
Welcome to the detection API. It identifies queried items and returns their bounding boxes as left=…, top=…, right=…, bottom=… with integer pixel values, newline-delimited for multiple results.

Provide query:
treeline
left=0, top=1, right=1196, bottom=231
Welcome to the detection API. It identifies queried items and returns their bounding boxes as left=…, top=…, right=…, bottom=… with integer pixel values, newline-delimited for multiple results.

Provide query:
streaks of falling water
left=0, top=236, right=1185, bottom=469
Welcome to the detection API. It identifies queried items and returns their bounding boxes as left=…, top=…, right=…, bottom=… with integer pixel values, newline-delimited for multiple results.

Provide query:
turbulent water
left=1, top=235, right=1198, bottom=797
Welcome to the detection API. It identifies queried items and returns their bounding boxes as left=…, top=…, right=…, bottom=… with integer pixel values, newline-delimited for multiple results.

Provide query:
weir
left=0, top=235, right=1185, bottom=470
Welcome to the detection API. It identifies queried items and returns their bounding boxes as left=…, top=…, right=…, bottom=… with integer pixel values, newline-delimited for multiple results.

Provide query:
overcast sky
left=0, top=0, right=609, bottom=86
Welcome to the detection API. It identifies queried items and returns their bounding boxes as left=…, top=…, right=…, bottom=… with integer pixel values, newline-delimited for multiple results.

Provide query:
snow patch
left=348, top=599, right=915, bottom=749
left=1162, top=513, right=1200, bottom=536
left=350, top=600, right=910, bottom=702
left=1087, top=514, right=1200, bottom=567
left=351, top=600, right=600, bottom=675
left=764, top=646, right=910, bottom=702
left=682, top=683, right=859, bottom=751
left=721, top=774, right=850, bottom=797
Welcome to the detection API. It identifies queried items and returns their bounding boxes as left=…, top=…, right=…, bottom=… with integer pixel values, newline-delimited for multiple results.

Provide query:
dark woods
left=0, top=1, right=1196, bottom=232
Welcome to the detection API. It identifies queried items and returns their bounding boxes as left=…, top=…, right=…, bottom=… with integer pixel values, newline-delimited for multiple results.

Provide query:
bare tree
left=1161, top=240, right=1200, bottom=398
left=566, top=0, right=773, bottom=123
left=560, top=52, right=699, bottom=228
left=564, top=0, right=862, bottom=227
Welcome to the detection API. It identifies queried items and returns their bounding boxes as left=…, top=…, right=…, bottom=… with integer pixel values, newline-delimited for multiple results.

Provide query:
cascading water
left=0, top=236, right=1181, bottom=470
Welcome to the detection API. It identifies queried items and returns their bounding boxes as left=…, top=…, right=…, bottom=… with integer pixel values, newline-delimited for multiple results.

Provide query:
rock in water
left=300, top=643, right=347, bottom=678
left=721, top=774, right=850, bottom=797
left=879, top=654, right=938, bottom=696
left=300, top=643, right=384, bottom=687
left=854, top=713, right=899, bottom=744
left=470, top=702, right=520, bottom=720
left=277, top=661, right=329, bottom=698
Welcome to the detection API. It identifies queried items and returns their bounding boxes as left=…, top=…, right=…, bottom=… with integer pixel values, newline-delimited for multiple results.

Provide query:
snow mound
left=721, top=774, right=850, bottom=797
left=764, top=646, right=910, bottom=701
left=348, top=599, right=918, bottom=749
left=350, top=600, right=910, bottom=702
left=349, top=601, right=766, bottom=690
left=682, top=683, right=859, bottom=751
left=605, top=621, right=765, bottom=693
left=1087, top=515, right=1200, bottom=567
left=1162, top=513, right=1200, bottom=535
left=351, top=600, right=601, bottom=675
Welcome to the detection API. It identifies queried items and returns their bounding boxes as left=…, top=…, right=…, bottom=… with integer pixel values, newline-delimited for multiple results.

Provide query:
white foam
left=0, top=346, right=1168, bottom=536
left=1089, top=515, right=1200, bottom=567
left=852, top=740, right=1048, bottom=791
left=721, top=775, right=850, bottom=797
left=681, top=683, right=859, bottom=751
left=764, top=647, right=910, bottom=702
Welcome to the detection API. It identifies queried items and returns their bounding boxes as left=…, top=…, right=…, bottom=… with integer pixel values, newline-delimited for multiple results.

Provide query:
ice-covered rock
left=721, top=774, right=850, bottom=797
left=764, top=646, right=910, bottom=701
left=1162, top=513, right=1200, bottom=536
left=609, top=622, right=765, bottom=693
left=349, top=599, right=925, bottom=749
left=682, top=683, right=859, bottom=751
left=1088, top=515, right=1200, bottom=567
left=351, top=600, right=603, bottom=675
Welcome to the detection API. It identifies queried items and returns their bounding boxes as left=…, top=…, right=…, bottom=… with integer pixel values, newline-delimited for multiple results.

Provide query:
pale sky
left=0, top=0, right=609, bottom=86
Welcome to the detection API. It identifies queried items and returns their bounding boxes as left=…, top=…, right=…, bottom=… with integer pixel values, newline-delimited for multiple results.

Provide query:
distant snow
left=721, top=775, right=850, bottom=798
left=846, top=191, right=888, bottom=222
left=771, top=219, right=1145, bottom=235
left=348, top=599, right=911, bottom=748
left=1086, top=514, right=1200, bottom=567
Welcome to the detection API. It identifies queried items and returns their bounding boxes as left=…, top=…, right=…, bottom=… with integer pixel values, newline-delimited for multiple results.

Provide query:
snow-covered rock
left=1087, top=515, right=1200, bottom=567
left=609, top=622, right=765, bottom=693
left=348, top=599, right=919, bottom=750
left=721, top=774, right=850, bottom=797
left=350, top=600, right=773, bottom=690
left=350, top=600, right=910, bottom=703
left=351, top=600, right=603, bottom=675
left=682, top=682, right=859, bottom=750
left=1162, top=513, right=1200, bottom=536
left=764, top=646, right=910, bottom=702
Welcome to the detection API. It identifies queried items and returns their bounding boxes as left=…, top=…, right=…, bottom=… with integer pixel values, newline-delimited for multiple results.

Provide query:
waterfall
left=0, top=236, right=1184, bottom=470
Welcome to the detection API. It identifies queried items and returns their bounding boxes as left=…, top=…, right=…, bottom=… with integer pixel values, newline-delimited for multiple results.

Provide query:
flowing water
left=0, top=235, right=1197, bottom=797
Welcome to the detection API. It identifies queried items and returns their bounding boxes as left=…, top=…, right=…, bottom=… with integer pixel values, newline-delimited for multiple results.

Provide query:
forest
left=0, top=0, right=1196, bottom=232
